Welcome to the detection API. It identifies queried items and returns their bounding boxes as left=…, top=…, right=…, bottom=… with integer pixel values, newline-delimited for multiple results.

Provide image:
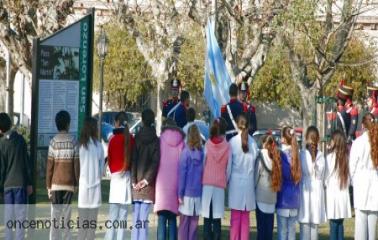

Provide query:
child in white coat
left=105, top=112, right=134, bottom=240
left=325, top=130, right=351, bottom=240
left=228, top=113, right=259, bottom=240
left=255, top=134, right=282, bottom=240
left=298, top=126, right=326, bottom=240
left=78, top=117, right=104, bottom=240
left=350, top=113, right=378, bottom=240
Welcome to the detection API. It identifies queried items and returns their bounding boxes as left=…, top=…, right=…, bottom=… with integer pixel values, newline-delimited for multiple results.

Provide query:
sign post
left=30, top=10, right=94, bottom=203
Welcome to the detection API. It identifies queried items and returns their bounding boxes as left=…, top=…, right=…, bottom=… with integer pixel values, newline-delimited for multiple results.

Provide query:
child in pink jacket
left=154, top=119, right=185, bottom=240
left=201, top=118, right=231, bottom=240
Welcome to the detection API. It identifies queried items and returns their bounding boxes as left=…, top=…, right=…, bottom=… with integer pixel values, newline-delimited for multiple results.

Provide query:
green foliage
left=252, top=43, right=302, bottom=109
left=324, top=38, right=377, bottom=104
left=177, top=23, right=205, bottom=96
left=92, top=11, right=375, bottom=112
left=16, top=125, right=30, bottom=150
left=277, top=0, right=318, bottom=28
left=93, top=22, right=206, bottom=111
left=93, top=24, right=154, bottom=110
left=252, top=37, right=376, bottom=108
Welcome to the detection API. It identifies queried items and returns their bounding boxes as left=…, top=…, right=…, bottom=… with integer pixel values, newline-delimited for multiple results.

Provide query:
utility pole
left=5, top=50, right=10, bottom=114
left=20, top=74, right=25, bottom=126
left=213, top=0, right=218, bottom=39
left=96, top=26, right=108, bottom=139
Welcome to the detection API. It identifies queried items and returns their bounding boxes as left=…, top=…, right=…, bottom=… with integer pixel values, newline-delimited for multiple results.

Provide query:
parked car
left=93, top=111, right=141, bottom=142
left=93, top=111, right=141, bottom=179
left=252, top=129, right=282, bottom=149
left=252, top=128, right=303, bottom=150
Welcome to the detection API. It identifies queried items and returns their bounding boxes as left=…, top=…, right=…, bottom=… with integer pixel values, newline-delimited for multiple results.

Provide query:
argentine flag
left=204, top=19, right=233, bottom=118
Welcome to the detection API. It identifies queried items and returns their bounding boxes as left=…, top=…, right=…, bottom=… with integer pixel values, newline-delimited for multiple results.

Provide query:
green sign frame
left=30, top=9, right=94, bottom=203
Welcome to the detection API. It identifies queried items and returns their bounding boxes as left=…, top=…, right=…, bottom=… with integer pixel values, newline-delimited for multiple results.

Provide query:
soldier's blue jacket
left=162, top=97, right=179, bottom=118
left=346, top=105, right=358, bottom=140
left=245, top=103, right=257, bottom=136
left=327, top=105, right=358, bottom=141
left=221, top=98, right=247, bottom=141
left=169, top=103, right=187, bottom=128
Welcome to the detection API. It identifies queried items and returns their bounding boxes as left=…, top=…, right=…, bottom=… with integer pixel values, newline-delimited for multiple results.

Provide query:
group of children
left=41, top=108, right=378, bottom=240
left=96, top=107, right=377, bottom=240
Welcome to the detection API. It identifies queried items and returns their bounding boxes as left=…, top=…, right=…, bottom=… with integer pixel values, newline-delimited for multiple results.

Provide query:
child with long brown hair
left=201, top=117, right=231, bottom=240
left=178, top=125, right=204, bottom=240
left=255, top=134, right=282, bottom=240
left=78, top=117, right=104, bottom=240
left=325, top=130, right=351, bottom=240
left=228, top=113, right=259, bottom=240
left=298, top=126, right=326, bottom=240
left=350, top=113, right=378, bottom=240
left=276, top=127, right=301, bottom=240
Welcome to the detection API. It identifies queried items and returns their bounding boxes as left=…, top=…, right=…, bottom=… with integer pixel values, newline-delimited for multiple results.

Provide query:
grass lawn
left=0, top=178, right=362, bottom=239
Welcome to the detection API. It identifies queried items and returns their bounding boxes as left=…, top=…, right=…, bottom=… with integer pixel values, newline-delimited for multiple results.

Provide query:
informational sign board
left=37, top=46, right=81, bottom=146
left=30, top=10, right=94, bottom=187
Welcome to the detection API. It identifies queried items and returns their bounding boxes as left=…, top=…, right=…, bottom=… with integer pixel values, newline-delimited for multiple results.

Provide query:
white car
left=97, top=112, right=141, bottom=179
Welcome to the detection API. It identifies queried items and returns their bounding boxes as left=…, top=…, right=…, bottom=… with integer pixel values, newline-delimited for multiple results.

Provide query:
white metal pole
left=20, top=74, right=25, bottom=126
left=98, top=58, right=104, bottom=139
left=5, top=51, right=10, bottom=114
left=213, top=0, right=218, bottom=32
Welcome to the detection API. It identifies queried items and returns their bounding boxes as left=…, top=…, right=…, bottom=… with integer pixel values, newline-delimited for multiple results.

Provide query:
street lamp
left=96, top=26, right=108, bottom=139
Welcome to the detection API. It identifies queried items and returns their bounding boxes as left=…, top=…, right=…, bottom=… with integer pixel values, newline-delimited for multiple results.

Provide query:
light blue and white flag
left=204, top=19, right=233, bottom=118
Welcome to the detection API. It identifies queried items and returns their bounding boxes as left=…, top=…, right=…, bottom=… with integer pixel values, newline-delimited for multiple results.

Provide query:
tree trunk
left=316, top=101, right=327, bottom=152
left=300, top=88, right=317, bottom=147
left=7, top=67, right=17, bottom=122
left=156, top=80, right=163, bottom=134
left=151, top=62, right=170, bottom=134
left=0, top=60, right=6, bottom=112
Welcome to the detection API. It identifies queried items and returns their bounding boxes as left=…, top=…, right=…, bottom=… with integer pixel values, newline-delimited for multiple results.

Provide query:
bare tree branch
left=0, top=0, right=74, bottom=76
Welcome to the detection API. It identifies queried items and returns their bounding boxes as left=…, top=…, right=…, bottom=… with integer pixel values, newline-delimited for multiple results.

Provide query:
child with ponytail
left=228, top=113, right=259, bottom=240
left=105, top=112, right=134, bottom=240
left=298, top=126, right=326, bottom=240
left=325, top=130, right=351, bottom=240
left=276, top=127, right=301, bottom=240
left=350, top=113, right=378, bottom=240
left=255, top=134, right=282, bottom=240
left=201, top=117, right=231, bottom=240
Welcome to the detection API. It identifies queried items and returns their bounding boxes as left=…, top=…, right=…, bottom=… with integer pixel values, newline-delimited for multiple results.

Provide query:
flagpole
left=213, top=0, right=218, bottom=39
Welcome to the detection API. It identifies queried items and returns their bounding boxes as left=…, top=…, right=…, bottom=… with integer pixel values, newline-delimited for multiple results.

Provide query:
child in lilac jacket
left=178, top=125, right=204, bottom=240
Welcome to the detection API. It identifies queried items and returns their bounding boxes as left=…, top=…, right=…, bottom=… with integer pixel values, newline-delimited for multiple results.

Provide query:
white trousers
left=355, top=209, right=378, bottom=240
left=300, top=223, right=318, bottom=240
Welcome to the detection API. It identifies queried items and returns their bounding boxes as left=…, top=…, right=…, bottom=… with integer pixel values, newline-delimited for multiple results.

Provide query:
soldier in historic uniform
left=344, top=93, right=359, bottom=143
left=238, top=81, right=257, bottom=135
left=166, top=90, right=190, bottom=128
left=326, top=81, right=358, bottom=143
left=367, top=85, right=378, bottom=120
left=221, top=83, right=248, bottom=141
left=162, top=79, right=181, bottom=119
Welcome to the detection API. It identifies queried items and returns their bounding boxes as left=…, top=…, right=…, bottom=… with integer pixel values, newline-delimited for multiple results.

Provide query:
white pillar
left=5, top=51, right=10, bottom=114
left=20, top=74, right=25, bottom=125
